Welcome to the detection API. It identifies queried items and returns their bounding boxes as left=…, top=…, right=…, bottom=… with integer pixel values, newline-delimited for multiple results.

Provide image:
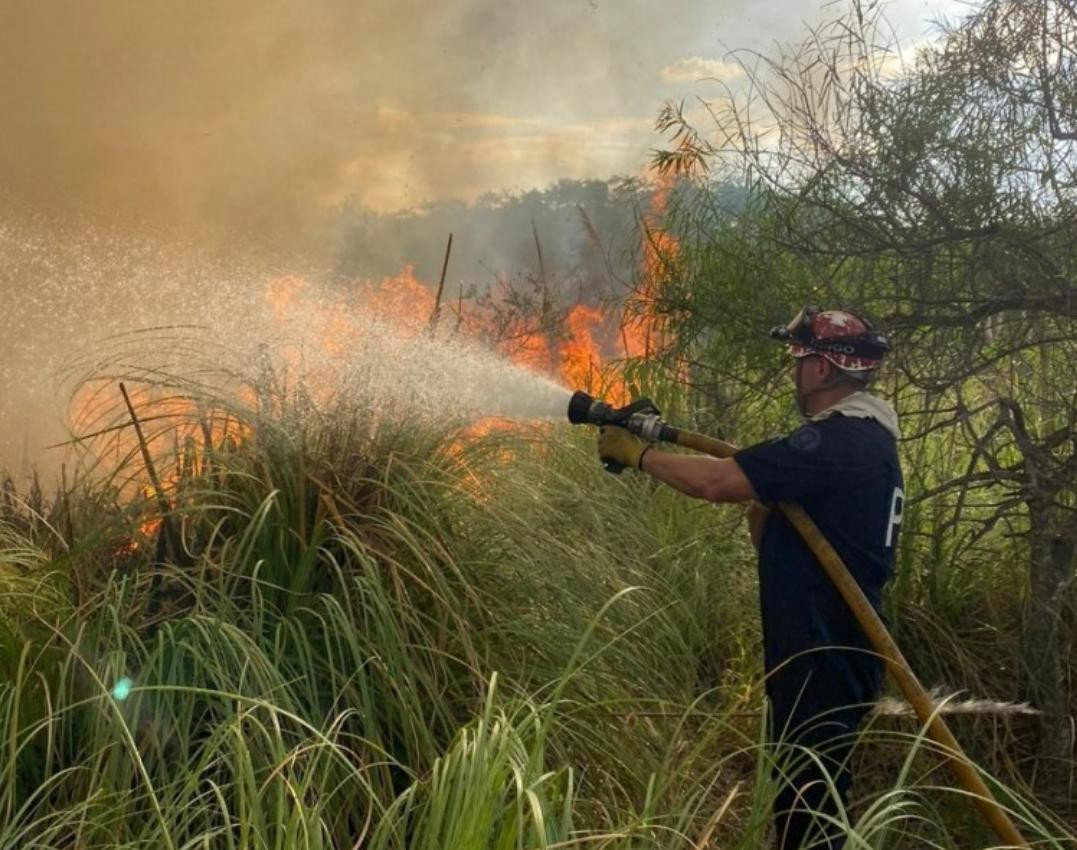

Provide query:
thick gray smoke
left=0, top=1, right=423, bottom=244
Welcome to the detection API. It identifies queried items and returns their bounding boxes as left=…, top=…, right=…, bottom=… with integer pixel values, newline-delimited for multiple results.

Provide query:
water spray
left=567, top=389, right=1030, bottom=849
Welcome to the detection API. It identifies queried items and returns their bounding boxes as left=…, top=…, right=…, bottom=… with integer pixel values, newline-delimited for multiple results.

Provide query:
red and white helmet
left=770, top=306, right=891, bottom=372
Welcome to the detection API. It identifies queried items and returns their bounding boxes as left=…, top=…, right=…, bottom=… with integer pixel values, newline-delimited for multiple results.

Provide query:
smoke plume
left=0, top=0, right=673, bottom=245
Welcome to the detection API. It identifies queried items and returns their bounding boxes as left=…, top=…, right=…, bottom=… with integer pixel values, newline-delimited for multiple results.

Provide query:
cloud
left=660, top=57, right=745, bottom=84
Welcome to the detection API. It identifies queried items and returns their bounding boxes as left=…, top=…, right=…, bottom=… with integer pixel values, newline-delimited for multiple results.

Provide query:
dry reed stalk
left=427, top=232, right=453, bottom=334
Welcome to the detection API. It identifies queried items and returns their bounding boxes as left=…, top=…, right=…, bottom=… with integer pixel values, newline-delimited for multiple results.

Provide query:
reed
left=0, top=373, right=1072, bottom=848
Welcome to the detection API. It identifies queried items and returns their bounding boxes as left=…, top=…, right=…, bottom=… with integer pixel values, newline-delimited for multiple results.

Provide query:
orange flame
left=627, top=174, right=677, bottom=359
left=71, top=175, right=678, bottom=500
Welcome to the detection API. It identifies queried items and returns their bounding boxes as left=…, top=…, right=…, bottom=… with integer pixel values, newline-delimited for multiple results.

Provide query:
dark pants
left=771, top=712, right=863, bottom=849
left=767, top=649, right=880, bottom=850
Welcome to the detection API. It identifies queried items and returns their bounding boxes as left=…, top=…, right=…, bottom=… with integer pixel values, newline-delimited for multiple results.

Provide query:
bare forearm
left=639, top=448, right=757, bottom=503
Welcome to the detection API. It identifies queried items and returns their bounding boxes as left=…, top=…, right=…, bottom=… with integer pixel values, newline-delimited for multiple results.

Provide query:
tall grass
left=0, top=377, right=1072, bottom=848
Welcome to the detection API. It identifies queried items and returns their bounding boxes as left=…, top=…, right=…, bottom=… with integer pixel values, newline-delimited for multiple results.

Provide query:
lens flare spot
left=111, top=677, right=133, bottom=701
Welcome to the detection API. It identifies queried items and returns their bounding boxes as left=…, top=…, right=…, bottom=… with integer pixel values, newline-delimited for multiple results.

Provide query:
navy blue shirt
left=734, top=414, right=904, bottom=728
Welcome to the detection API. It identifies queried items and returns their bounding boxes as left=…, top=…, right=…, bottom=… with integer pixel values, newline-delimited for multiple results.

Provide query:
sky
left=0, top=0, right=966, bottom=246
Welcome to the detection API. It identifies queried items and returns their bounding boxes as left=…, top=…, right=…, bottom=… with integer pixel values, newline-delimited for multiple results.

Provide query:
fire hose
left=567, top=390, right=1029, bottom=849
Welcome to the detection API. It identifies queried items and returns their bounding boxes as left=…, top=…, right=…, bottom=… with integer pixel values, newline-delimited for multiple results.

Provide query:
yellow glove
left=598, top=425, right=652, bottom=470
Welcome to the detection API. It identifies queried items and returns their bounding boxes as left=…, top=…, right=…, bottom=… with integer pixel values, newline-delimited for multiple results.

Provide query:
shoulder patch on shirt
left=788, top=424, right=823, bottom=453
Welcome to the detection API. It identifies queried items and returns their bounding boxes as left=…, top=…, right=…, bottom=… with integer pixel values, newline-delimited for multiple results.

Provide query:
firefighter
left=598, top=307, right=903, bottom=850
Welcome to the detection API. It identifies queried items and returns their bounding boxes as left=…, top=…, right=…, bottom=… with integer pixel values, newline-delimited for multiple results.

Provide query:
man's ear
left=817, top=357, right=842, bottom=386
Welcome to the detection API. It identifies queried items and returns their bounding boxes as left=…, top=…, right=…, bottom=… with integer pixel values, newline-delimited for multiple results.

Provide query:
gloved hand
left=598, top=425, right=652, bottom=470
